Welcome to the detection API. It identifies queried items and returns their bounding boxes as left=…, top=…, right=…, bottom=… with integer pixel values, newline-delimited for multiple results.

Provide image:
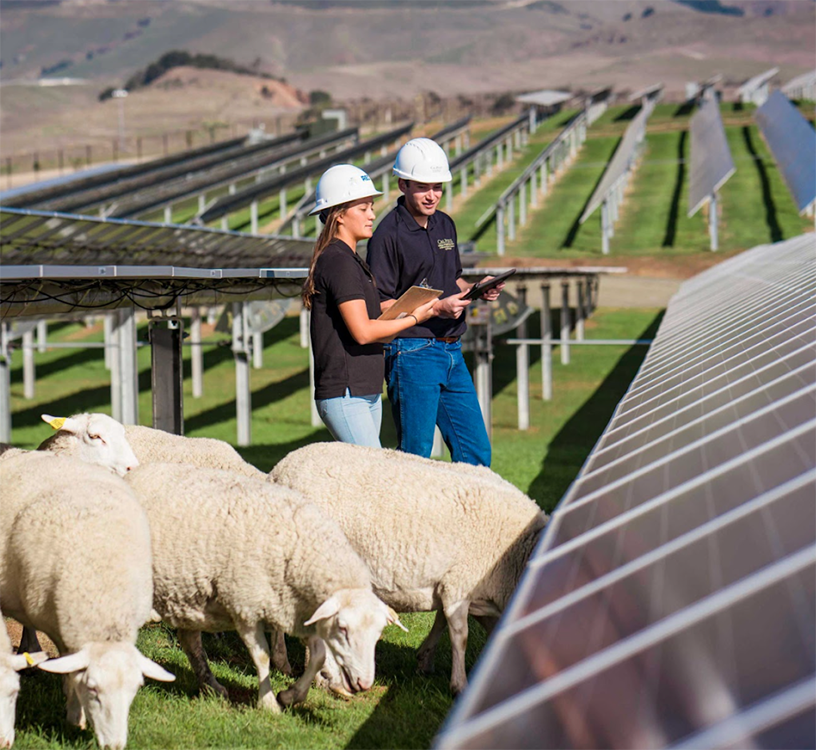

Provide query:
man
left=367, top=137, right=503, bottom=466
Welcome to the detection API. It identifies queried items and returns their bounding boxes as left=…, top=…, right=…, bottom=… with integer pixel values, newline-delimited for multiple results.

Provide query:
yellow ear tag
left=48, top=417, right=66, bottom=431
left=24, top=652, right=35, bottom=667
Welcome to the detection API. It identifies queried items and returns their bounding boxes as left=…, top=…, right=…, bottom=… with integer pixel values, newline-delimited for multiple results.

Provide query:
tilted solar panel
left=688, top=97, right=736, bottom=217
left=755, top=90, right=816, bottom=214
left=435, top=234, right=816, bottom=750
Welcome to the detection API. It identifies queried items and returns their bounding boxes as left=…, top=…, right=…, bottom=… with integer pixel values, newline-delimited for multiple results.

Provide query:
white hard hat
left=392, top=138, right=452, bottom=183
left=309, top=164, right=382, bottom=216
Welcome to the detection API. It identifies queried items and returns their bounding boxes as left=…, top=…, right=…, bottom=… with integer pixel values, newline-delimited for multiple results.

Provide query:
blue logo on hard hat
left=361, top=175, right=371, bottom=182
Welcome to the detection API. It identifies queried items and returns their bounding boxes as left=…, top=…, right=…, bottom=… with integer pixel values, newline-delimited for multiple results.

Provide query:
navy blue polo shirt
left=310, top=238, right=384, bottom=399
left=366, top=197, right=466, bottom=339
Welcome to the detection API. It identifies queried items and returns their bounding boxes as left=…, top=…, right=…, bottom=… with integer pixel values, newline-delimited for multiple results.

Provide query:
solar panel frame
left=435, top=233, right=816, bottom=750
left=755, top=90, right=816, bottom=214
left=687, top=97, right=736, bottom=217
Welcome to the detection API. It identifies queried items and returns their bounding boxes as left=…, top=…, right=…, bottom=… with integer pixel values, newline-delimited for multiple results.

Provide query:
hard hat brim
left=308, top=187, right=383, bottom=215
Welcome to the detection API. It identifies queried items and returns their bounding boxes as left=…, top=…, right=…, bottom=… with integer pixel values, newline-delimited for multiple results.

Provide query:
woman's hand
left=410, top=298, right=439, bottom=324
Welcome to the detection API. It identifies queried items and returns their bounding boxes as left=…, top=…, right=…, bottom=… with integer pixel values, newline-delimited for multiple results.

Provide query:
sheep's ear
left=38, top=649, right=90, bottom=674
left=138, top=654, right=175, bottom=682
left=42, top=413, right=67, bottom=431
left=304, top=597, right=340, bottom=626
left=386, top=606, right=408, bottom=633
left=9, top=651, right=48, bottom=671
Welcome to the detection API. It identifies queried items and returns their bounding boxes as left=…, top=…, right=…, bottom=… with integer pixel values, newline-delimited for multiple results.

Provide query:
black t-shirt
left=310, top=238, right=384, bottom=400
left=366, top=198, right=466, bottom=339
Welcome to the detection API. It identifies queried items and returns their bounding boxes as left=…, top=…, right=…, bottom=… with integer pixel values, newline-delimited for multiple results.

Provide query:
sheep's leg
left=269, top=628, right=293, bottom=676
left=234, top=620, right=280, bottom=713
left=416, top=609, right=447, bottom=675
left=177, top=629, right=228, bottom=699
left=17, top=626, right=43, bottom=654
left=278, top=636, right=325, bottom=708
left=444, top=601, right=469, bottom=696
left=63, top=673, right=86, bottom=729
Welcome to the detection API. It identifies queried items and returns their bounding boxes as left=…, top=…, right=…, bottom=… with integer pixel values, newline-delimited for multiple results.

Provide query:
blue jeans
left=316, top=389, right=382, bottom=448
left=384, top=338, right=491, bottom=466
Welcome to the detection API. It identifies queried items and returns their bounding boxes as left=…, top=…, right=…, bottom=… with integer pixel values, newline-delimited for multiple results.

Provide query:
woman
left=303, top=164, right=438, bottom=448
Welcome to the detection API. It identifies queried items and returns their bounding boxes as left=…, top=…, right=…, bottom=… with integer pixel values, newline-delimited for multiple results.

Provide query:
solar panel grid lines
left=437, top=544, right=816, bottom=750
left=435, top=234, right=816, bottom=750
left=755, top=91, right=816, bottom=214
left=687, top=96, right=736, bottom=218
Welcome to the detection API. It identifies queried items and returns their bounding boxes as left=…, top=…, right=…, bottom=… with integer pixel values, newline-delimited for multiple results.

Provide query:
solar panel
left=580, top=99, right=655, bottom=223
left=782, top=69, right=816, bottom=101
left=755, top=91, right=816, bottom=214
left=688, top=97, right=736, bottom=217
left=738, top=67, right=780, bottom=101
left=435, top=233, right=816, bottom=750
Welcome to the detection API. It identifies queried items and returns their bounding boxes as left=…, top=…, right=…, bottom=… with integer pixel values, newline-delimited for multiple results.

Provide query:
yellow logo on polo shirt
left=437, top=238, right=455, bottom=251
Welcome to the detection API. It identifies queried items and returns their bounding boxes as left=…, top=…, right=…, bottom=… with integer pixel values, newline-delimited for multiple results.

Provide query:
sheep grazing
left=124, top=463, right=403, bottom=710
left=0, top=452, right=175, bottom=750
left=0, top=608, right=47, bottom=749
left=123, top=425, right=265, bottom=479
left=36, top=413, right=139, bottom=477
left=270, top=443, right=549, bottom=695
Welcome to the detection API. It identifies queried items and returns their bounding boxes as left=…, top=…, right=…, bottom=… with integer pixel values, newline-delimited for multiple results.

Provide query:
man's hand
left=476, top=275, right=505, bottom=302
left=434, top=291, right=471, bottom=319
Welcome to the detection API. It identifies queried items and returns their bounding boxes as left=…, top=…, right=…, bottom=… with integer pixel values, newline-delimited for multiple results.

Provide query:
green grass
left=9, top=305, right=660, bottom=748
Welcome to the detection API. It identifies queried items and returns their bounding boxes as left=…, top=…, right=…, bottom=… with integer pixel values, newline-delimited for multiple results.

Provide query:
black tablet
left=462, top=268, right=517, bottom=301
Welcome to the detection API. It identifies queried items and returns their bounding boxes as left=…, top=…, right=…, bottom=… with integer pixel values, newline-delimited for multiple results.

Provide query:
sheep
left=123, top=425, right=265, bottom=479
left=0, top=445, right=25, bottom=461
left=1, top=608, right=48, bottom=749
left=123, top=462, right=404, bottom=710
left=270, top=442, right=549, bottom=695
left=0, top=452, right=175, bottom=750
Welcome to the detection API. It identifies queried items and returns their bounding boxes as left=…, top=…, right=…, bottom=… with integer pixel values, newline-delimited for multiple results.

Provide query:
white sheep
left=124, top=463, right=404, bottom=710
left=1, top=608, right=47, bottom=749
left=270, top=442, right=549, bottom=695
left=0, top=452, right=175, bottom=750
left=123, top=425, right=265, bottom=479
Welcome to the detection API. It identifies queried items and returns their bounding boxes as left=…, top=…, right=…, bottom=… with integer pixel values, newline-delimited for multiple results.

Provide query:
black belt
left=435, top=336, right=459, bottom=343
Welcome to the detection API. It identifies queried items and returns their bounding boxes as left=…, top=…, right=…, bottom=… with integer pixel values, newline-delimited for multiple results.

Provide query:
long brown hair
left=302, top=205, right=346, bottom=310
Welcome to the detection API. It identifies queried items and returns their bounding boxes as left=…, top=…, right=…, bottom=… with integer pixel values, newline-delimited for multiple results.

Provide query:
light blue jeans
left=316, top=389, right=382, bottom=448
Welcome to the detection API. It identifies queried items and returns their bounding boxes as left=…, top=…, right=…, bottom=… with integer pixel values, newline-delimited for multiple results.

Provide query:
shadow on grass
left=742, top=126, right=783, bottom=243
left=662, top=130, right=687, bottom=247
left=10, top=345, right=104, bottom=383
left=673, top=100, right=696, bottom=118
left=613, top=105, right=640, bottom=122
left=528, top=312, right=663, bottom=505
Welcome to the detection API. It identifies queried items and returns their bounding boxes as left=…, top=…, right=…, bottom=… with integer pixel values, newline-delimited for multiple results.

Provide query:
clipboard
left=378, top=285, right=443, bottom=321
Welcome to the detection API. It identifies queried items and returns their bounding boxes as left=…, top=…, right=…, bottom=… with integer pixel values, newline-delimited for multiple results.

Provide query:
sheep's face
left=42, top=413, right=139, bottom=477
left=304, top=590, right=404, bottom=693
left=39, top=643, right=174, bottom=750
left=0, top=661, right=21, bottom=748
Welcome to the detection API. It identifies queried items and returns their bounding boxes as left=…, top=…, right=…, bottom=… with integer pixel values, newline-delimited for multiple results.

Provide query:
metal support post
left=496, top=144, right=503, bottom=170
left=496, top=205, right=506, bottom=257
left=382, top=173, right=389, bottom=201
left=232, top=302, right=252, bottom=447
left=0, top=325, right=10, bottom=442
left=575, top=281, right=585, bottom=341
left=530, top=171, right=538, bottom=208
left=250, top=201, right=259, bottom=234
left=229, top=183, right=236, bottom=195
left=584, top=276, right=594, bottom=319
left=560, top=281, right=571, bottom=365
left=540, top=283, right=552, bottom=401
left=541, top=160, right=548, bottom=195
left=709, top=193, right=719, bottom=251
left=164, top=205, right=172, bottom=223
left=23, top=330, right=35, bottom=400
left=118, top=307, right=139, bottom=425
left=515, top=285, right=529, bottom=430
left=446, top=181, right=453, bottom=212
left=601, top=201, right=610, bottom=255
left=519, top=182, right=527, bottom=226
left=460, top=167, right=468, bottom=199
left=487, top=150, right=494, bottom=177
left=508, top=197, right=516, bottom=242
left=305, top=312, right=321, bottom=428
left=191, top=307, right=203, bottom=398
left=293, top=215, right=301, bottom=237
left=279, top=188, right=287, bottom=217
left=221, top=217, right=228, bottom=231
left=505, top=137, right=512, bottom=163
left=198, top=193, right=206, bottom=213
left=150, top=317, right=184, bottom=435
left=37, top=320, right=47, bottom=353
left=299, top=307, right=309, bottom=348
left=252, top=332, right=263, bottom=369
left=472, top=310, right=492, bottom=438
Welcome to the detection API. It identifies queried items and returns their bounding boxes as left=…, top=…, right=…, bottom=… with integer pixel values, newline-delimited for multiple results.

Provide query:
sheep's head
left=0, top=651, right=48, bottom=748
left=304, top=589, right=405, bottom=694
left=39, top=413, right=139, bottom=477
left=39, top=642, right=174, bottom=750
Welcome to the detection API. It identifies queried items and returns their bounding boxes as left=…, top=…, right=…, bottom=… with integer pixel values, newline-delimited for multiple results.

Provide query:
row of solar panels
left=437, top=231, right=816, bottom=749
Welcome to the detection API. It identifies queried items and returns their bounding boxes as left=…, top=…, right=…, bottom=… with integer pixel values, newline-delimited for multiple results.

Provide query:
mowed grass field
left=450, top=103, right=813, bottom=258
left=8, top=304, right=660, bottom=749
